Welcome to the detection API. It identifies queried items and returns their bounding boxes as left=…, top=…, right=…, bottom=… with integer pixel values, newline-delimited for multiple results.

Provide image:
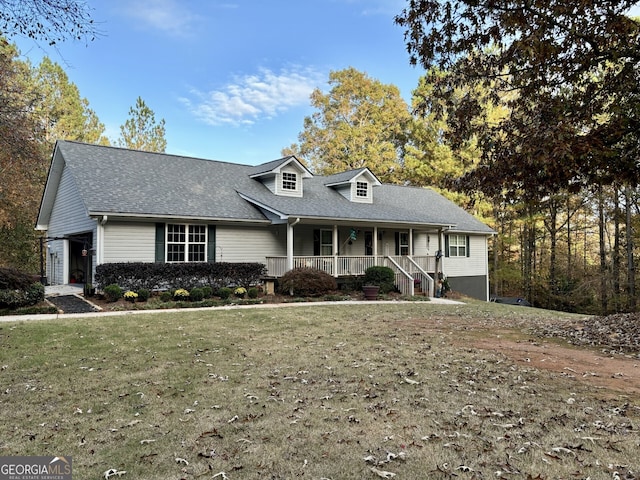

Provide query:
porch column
left=435, top=227, right=443, bottom=296
left=409, top=228, right=414, bottom=256
left=333, top=225, right=339, bottom=277
left=287, top=218, right=300, bottom=271
left=373, top=226, right=379, bottom=266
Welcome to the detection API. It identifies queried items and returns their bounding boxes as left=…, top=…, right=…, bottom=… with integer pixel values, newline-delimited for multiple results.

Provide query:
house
left=36, top=141, right=495, bottom=299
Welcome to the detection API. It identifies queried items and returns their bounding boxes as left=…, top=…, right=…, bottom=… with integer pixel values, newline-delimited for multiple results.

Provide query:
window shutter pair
left=155, top=223, right=216, bottom=262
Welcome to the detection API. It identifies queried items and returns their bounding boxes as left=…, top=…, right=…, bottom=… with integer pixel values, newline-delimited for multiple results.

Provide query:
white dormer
left=249, top=156, right=313, bottom=197
left=324, top=168, right=381, bottom=204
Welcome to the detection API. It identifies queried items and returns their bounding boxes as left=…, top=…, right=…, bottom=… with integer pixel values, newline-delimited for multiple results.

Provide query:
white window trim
left=399, top=232, right=409, bottom=256
left=166, top=223, right=207, bottom=263
left=281, top=172, right=297, bottom=191
left=320, top=229, right=333, bottom=256
left=448, top=234, right=467, bottom=257
left=355, top=180, right=369, bottom=198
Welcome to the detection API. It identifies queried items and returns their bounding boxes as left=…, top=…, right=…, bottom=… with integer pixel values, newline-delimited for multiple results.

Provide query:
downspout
left=286, top=217, right=300, bottom=271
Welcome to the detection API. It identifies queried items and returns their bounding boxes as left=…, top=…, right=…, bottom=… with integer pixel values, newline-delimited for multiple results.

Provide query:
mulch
left=46, top=295, right=100, bottom=314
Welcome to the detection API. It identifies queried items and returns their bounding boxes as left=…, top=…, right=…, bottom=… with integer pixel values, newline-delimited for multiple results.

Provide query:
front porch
left=266, top=255, right=438, bottom=297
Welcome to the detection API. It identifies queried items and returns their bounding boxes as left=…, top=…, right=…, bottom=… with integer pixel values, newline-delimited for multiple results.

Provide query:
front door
left=365, top=231, right=373, bottom=256
left=68, top=233, right=93, bottom=285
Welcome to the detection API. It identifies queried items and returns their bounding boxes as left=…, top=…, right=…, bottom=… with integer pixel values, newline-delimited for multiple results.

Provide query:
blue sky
left=15, top=0, right=424, bottom=165
left=15, top=1, right=640, bottom=166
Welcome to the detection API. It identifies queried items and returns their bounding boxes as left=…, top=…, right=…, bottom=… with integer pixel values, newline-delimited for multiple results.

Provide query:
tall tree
left=32, top=56, right=108, bottom=145
left=0, top=0, right=98, bottom=45
left=0, top=39, right=46, bottom=271
left=117, top=97, right=166, bottom=152
left=285, top=67, right=412, bottom=183
left=395, top=1, right=640, bottom=192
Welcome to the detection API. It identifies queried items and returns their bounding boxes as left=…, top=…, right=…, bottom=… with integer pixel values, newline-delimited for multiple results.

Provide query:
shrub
left=159, top=291, right=173, bottom=302
left=103, top=284, right=123, bottom=303
left=217, top=287, right=233, bottom=299
left=25, top=282, right=45, bottom=305
left=363, top=266, right=396, bottom=294
left=190, top=287, right=205, bottom=302
left=234, top=286, right=247, bottom=298
left=95, top=262, right=267, bottom=291
left=174, top=288, right=190, bottom=300
left=123, top=291, right=138, bottom=302
left=137, top=288, right=150, bottom=302
left=278, top=268, right=337, bottom=297
left=0, top=268, right=44, bottom=310
left=0, top=267, right=34, bottom=290
left=248, top=287, right=259, bottom=299
left=201, top=285, right=213, bottom=298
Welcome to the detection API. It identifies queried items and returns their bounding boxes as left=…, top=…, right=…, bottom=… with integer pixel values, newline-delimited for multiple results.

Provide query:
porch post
left=287, top=218, right=300, bottom=271
left=436, top=227, right=443, bottom=296
left=333, top=225, right=339, bottom=277
left=373, top=226, right=378, bottom=266
left=409, top=228, right=413, bottom=256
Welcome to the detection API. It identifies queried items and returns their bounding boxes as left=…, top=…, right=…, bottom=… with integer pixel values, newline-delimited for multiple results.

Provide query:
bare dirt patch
left=469, top=336, right=640, bottom=396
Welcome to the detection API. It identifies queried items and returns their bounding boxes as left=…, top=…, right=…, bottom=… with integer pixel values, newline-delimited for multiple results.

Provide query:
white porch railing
left=265, top=255, right=437, bottom=296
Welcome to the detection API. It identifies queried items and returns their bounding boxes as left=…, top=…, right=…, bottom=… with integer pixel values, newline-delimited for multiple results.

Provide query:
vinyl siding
left=103, top=222, right=156, bottom=263
left=46, top=165, right=97, bottom=284
left=413, top=232, right=431, bottom=256
left=216, top=225, right=285, bottom=263
left=443, top=235, right=488, bottom=277
left=48, top=166, right=96, bottom=238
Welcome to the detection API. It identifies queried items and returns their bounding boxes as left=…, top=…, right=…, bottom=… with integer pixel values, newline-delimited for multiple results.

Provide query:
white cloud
left=119, top=0, right=202, bottom=36
left=180, top=67, right=323, bottom=126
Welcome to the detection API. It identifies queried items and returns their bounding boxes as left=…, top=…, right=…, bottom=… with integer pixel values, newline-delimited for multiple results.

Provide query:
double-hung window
left=167, top=224, right=206, bottom=262
left=282, top=172, right=297, bottom=191
left=447, top=234, right=468, bottom=257
left=356, top=181, right=368, bottom=198
left=320, top=229, right=333, bottom=255
left=398, top=232, right=409, bottom=256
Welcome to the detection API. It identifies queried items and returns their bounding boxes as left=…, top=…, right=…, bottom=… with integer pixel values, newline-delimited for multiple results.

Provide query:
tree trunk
left=546, top=199, right=558, bottom=297
left=625, top=184, right=636, bottom=311
left=566, top=197, right=572, bottom=281
left=598, top=186, right=608, bottom=314
left=613, top=186, right=621, bottom=312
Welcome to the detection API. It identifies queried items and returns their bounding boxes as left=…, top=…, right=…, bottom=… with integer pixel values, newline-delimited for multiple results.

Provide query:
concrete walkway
left=1, top=287, right=463, bottom=322
left=44, top=284, right=84, bottom=296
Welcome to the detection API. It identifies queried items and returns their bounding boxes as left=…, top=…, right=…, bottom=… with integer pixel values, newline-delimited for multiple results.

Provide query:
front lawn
left=0, top=302, right=637, bottom=479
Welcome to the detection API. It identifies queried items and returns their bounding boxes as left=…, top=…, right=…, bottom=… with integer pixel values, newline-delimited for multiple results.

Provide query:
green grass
left=0, top=301, right=637, bottom=479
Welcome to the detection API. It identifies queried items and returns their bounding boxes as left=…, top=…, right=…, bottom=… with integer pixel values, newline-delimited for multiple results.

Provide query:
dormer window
left=249, top=156, right=312, bottom=198
left=282, top=172, right=297, bottom=191
left=356, top=181, right=368, bottom=198
left=325, top=168, right=380, bottom=204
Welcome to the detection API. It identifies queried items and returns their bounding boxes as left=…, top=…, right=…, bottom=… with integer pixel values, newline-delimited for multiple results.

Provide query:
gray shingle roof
left=47, top=141, right=493, bottom=234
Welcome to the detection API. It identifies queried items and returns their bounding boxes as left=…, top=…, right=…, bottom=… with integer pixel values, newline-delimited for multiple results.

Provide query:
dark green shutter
left=466, top=235, right=470, bottom=257
left=155, top=223, right=165, bottom=263
left=207, top=225, right=216, bottom=262
left=313, top=229, right=320, bottom=256
left=444, top=234, right=450, bottom=257
left=394, top=232, right=400, bottom=255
